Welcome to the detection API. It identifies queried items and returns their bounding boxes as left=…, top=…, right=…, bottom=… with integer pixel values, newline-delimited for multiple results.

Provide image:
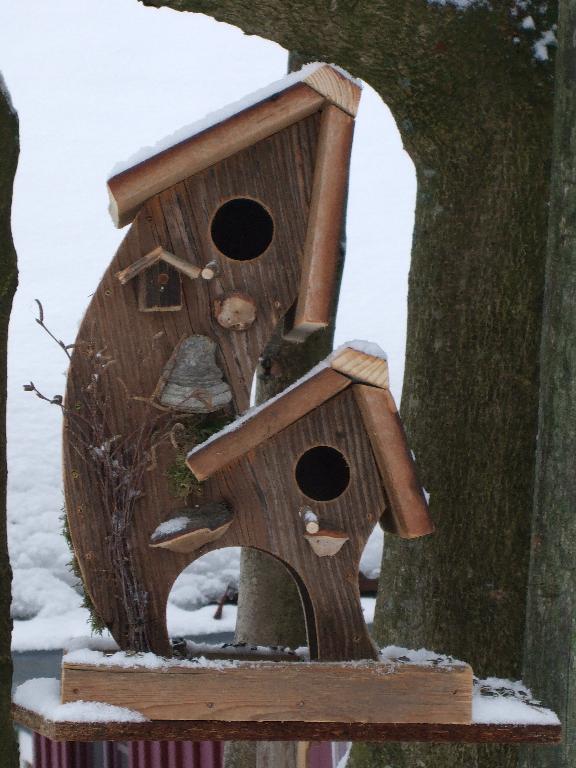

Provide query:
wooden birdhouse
left=175, top=342, right=433, bottom=662
left=61, top=64, right=362, bottom=658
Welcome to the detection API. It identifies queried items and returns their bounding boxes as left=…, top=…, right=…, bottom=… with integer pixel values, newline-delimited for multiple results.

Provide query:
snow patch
left=473, top=677, right=560, bottom=725
left=533, top=28, right=557, bottom=60
left=152, top=516, right=191, bottom=540
left=427, top=0, right=490, bottom=8
left=521, top=14, right=536, bottom=28
left=110, top=63, right=360, bottom=178
left=13, top=678, right=147, bottom=722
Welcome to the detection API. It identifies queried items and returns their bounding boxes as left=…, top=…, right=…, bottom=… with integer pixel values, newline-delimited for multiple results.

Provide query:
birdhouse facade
left=63, top=65, right=362, bottom=656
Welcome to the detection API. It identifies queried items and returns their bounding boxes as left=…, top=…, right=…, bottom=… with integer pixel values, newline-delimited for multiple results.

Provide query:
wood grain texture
left=63, top=114, right=321, bottom=655
left=302, top=65, right=361, bottom=117
left=183, top=388, right=384, bottom=661
left=108, top=84, right=325, bottom=227
left=61, top=660, right=473, bottom=724
left=12, top=705, right=562, bottom=744
left=286, top=105, right=354, bottom=340
left=330, top=346, right=389, bottom=388
left=353, top=385, right=434, bottom=539
left=186, top=368, right=351, bottom=481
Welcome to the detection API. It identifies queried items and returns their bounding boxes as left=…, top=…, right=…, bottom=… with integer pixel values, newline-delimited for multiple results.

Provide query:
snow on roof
left=186, top=340, right=387, bottom=460
left=110, top=63, right=361, bottom=178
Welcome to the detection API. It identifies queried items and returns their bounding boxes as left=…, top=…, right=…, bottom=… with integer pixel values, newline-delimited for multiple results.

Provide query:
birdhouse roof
left=186, top=341, right=388, bottom=481
left=107, top=63, right=362, bottom=228
left=186, top=340, right=433, bottom=540
left=115, top=246, right=202, bottom=284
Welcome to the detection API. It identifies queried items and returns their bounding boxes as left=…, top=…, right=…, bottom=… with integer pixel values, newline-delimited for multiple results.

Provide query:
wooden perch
left=302, top=509, right=319, bottom=534
left=285, top=105, right=354, bottom=341
left=150, top=502, right=233, bottom=554
left=187, top=368, right=351, bottom=481
left=305, top=529, right=349, bottom=557
left=330, top=346, right=389, bottom=388
left=353, top=385, right=434, bottom=539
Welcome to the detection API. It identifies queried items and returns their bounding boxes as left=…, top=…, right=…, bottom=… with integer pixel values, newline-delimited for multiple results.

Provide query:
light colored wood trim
left=286, top=106, right=354, bottom=341
left=116, top=246, right=201, bottom=284
left=330, top=346, right=389, bottom=388
left=108, top=84, right=326, bottom=228
left=157, top=249, right=202, bottom=280
left=186, top=368, right=351, bottom=481
left=353, top=384, right=434, bottom=539
left=150, top=521, right=232, bottom=554
left=303, top=65, right=361, bottom=117
left=61, top=659, right=473, bottom=724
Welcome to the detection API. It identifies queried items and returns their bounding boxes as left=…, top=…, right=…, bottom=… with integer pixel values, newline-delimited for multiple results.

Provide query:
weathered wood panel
left=13, top=705, right=562, bottom=744
left=61, top=660, right=473, bottom=724
left=63, top=113, right=321, bottom=655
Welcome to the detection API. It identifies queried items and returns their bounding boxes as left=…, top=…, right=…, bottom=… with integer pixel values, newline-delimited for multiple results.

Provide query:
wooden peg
left=201, top=261, right=220, bottom=280
left=301, top=509, right=320, bottom=534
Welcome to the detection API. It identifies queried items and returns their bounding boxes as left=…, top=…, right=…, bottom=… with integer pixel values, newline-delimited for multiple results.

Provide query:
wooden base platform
left=60, top=658, right=473, bottom=725
left=13, top=704, right=562, bottom=744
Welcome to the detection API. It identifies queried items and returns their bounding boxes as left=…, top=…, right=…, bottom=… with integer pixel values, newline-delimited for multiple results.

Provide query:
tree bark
left=0, top=73, right=20, bottom=768
left=137, top=3, right=556, bottom=766
left=521, top=3, right=576, bottom=767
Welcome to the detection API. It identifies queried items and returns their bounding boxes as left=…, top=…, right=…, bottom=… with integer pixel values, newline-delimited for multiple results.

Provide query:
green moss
left=61, top=509, right=106, bottom=635
left=167, top=412, right=234, bottom=499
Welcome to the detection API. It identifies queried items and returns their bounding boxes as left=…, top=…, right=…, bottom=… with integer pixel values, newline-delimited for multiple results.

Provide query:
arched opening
left=166, top=546, right=314, bottom=656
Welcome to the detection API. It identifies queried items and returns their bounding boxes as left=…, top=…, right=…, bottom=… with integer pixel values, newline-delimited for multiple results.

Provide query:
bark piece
left=61, top=658, right=473, bottom=724
left=214, top=293, right=257, bottom=331
left=150, top=502, right=233, bottom=553
left=157, top=335, right=232, bottom=413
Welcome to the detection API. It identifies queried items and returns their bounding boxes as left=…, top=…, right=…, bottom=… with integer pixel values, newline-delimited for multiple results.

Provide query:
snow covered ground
left=0, top=0, right=415, bottom=650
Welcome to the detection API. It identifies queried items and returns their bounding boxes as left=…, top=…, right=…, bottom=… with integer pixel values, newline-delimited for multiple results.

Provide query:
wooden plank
left=286, top=105, right=355, bottom=340
left=61, top=660, right=473, bottom=724
left=353, top=385, right=434, bottom=539
left=108, top=83, right=326, bottom=228
left=302, top=65, right=361, bottom=117
left=12, top=704, right=563, bottom=744
left=186, top=368, right=351, bottom=481
left=330, top=346, right=389, bottom=388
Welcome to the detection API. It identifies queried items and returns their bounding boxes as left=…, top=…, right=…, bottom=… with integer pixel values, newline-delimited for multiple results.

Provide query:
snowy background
left=0, top=0, right=415, bottom=651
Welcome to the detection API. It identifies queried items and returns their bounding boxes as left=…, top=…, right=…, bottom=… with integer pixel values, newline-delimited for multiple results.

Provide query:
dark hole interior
left=295, top=446, right=350, bottom=502
left=211, top=198, right=274, bottom=261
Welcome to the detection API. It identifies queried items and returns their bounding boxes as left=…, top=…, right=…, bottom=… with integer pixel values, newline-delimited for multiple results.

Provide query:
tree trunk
left=137, top=3, right=556, bottom=766
left=0, top=73, right=20, bottom=768
left=521, top=3, right=576, bottom=767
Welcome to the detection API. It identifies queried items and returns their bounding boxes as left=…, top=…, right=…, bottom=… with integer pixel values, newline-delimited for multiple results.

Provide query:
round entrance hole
left=210, top=198, right=274, bottom=261
left=295, top=446, right=350, bottom=502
